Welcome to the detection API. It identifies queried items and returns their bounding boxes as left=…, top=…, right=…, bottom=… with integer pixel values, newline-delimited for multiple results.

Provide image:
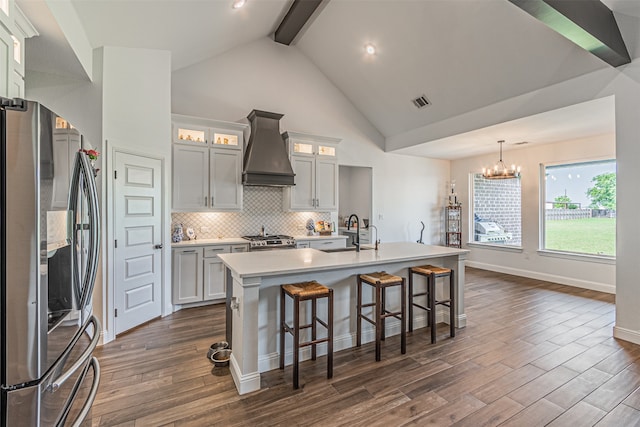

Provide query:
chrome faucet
left=347, top=214, right=360, bottom=252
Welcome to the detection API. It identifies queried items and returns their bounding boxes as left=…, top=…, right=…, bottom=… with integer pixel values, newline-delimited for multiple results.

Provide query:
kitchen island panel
left=220, top=243, right=468, bottom=395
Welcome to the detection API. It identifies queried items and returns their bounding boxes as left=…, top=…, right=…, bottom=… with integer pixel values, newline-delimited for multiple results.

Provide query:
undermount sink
left=321, top=246, right=373, bottom=253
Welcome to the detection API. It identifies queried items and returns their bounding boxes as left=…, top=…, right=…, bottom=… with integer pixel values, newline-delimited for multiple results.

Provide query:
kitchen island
left=218, top=242, right=468, bottom=395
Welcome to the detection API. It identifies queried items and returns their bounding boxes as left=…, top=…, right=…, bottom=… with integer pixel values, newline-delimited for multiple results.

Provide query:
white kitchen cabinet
left=51, top=127, right=81, bottom=208
left=210, top=148, right=242, bottom=210
left=295, top=238, right=346, bottom=250
left=283, top=131, right=340, bottom=212
left=172, top=145, right=209, bottom=210
left=0, top=3, right=35, bottom=99
left=171, top=114, right=247, bottom=212
left=173, top=244, right=247, bottom=305
left=172, top=247, right=203, bottom=304
left=203, top=246, right=229, bottom=300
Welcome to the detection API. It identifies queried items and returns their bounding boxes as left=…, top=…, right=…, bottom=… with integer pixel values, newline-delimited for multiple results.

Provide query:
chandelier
left=482, top=140, right=521, bottom=179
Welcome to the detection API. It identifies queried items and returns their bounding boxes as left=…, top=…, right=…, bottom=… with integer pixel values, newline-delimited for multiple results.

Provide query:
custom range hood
left=243, top=109, right=295, bottom=186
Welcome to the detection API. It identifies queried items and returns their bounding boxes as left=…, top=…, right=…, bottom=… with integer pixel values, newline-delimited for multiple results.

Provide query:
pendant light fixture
left=482, top=140, right=521, bottom=179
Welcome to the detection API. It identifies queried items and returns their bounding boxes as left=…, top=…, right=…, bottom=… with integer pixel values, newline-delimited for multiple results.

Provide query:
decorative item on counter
left=172, top=223, right=184, bottom=243
left=316, top=220, right=332, bottom=236
left=79, top=148, right=100, bottom=175
left=305, top=218, right=315, bottom=236
left=185, top=227, right=196, bottom=240
left=448, top=180, right=460, bottom=206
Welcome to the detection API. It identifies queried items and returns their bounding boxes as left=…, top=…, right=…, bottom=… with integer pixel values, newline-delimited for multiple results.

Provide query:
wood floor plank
left=594, top=403, right=640, bottom=427
left=546, top=401, right=607, bottom=427
left=83, top=268, right=640, bottom=426
left=401, top=394, right=486, bottom=426
left=507, top=365, right=579, bottom=406
left=584, top=365, right=640, bottom=412
left=451, top=396, right=524, bottom=427
left=498, top=398, right=564, bottom=427
left=471, top=363, right=545, bottom=404
left=545, top=367, right=613, bottom=410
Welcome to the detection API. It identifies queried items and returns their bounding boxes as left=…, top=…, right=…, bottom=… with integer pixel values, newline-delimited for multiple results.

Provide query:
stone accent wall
left=171, top=186, right=331, bottom=239
left=473, top=174, right=522, bottom=245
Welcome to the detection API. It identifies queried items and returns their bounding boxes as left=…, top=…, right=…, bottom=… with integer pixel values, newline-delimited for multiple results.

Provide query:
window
left=471, top=173, right=522, bottom=247
left=542, top=159, right=616, bottom=257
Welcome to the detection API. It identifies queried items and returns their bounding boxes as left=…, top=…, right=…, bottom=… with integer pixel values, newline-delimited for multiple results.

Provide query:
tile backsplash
left=172, top=186, right=331, bottom=238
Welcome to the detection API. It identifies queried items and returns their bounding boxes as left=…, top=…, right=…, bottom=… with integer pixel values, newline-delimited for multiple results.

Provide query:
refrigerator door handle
left=49, top=316, right=100, bottom=392
left=68, top=357, right=101, bottom=427
left=69, top=151, right=101, bottom=311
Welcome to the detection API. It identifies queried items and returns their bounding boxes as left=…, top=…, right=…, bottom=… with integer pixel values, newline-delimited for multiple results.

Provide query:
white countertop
left=171, top=237, right=247, bottom=248
left=218, top=242, right=468, bottom=278
left=293, top=234, right=347, bottom=240
left=171, top=234, right=346, bottom=248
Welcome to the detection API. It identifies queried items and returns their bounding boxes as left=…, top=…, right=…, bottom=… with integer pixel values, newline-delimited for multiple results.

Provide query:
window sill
left=467, top=242, right=523, bottom=253
left=537, top=250, right=616, bottom=265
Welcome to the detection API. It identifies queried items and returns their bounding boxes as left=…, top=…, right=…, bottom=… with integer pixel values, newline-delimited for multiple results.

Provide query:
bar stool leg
left=356, top=275, right=362, bottom=347
left=375, top=284, right=382, bottom=361
left=408, top=271, right=414, bottom=333
left=280, top=287, right=285, bottom=370
left=293, top=294, right=300, bottom=389
left=311, top=297, right=317, bottom=361
left=429, top=272, right=436, bottom=344
left=401, top=277, right=407, bottom=354
left=381, top=283, right=386, bottom=341
left=450, top=269, right=456, bottom=338
left=328, top=289, right=334, bottom=379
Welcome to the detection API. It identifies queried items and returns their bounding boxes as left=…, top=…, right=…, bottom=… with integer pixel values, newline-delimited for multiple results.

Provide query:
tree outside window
left=543, top=160, right=615, bottom=257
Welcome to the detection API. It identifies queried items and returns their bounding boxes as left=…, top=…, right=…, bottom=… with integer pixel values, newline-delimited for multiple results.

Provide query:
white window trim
left=468, top=242, right=523, bottom=253
left=539, top=159, right=616, bottom=259
left=468, top=172, right=523, bottom=250
left=537, top=249, right=615, bottom=265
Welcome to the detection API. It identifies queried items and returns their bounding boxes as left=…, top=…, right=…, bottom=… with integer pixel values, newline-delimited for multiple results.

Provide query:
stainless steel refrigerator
left=0, top=99, right=101, bottom=426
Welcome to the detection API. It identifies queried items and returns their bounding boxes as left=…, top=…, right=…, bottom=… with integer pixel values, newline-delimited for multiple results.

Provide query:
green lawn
left=546, top=217, right=615, bottom=256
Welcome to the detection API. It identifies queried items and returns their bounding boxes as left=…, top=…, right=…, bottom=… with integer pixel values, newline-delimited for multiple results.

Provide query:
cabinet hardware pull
left=204, top=196, right=207, bottom=207
left=154, top=244, right=164, bottom=249
left=183, top=250, right=196, bottom=253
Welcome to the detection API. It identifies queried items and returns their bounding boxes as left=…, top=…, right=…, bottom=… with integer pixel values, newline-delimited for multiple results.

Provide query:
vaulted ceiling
left=17, top=0, right=640, bottom=159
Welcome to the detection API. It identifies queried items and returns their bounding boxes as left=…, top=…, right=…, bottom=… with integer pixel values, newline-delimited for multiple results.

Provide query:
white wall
left=339, top=165, right=372, bottom=224
left=404, top=57, right=640, bottom=345
left=451, top=133, right=616, bottom=293
left=101, top=46, right=172, bottom=342
left=172, top=37, right=449, bottom=244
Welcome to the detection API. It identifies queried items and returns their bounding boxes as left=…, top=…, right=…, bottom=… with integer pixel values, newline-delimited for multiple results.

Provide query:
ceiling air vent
left=412, top=95, right=431, bottom=109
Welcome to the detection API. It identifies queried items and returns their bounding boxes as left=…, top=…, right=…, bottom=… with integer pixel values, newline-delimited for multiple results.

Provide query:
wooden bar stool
left=356, top=271, right=406, bottom=361
left=408, top=265, right=455, bottom=344
left=280, top=281, right=333, bottom=389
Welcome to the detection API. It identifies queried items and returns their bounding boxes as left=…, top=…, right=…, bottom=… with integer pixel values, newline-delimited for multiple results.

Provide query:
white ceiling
left=17, top=0, right=640, bottom=159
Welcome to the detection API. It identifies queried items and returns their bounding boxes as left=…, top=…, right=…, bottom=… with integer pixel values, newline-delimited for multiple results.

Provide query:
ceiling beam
left=274, top=0, right=323, bottom=46
left=508, top=0, right=630, bottom=67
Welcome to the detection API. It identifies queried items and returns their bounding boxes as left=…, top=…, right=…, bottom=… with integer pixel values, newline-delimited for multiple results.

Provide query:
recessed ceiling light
left=365, top=44, right=376, bottom=55
left=232, top=0, right=246, bottom=9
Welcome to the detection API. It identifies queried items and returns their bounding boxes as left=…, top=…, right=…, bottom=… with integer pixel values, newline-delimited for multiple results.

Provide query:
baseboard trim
left=230, top=353, right=261, bottom=395
left=466, top=261, right=615, bottom=294
left=613, top=325, right=640, bottom=345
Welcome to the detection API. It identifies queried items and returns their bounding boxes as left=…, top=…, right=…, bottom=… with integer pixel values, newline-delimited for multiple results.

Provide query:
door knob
left=154, top=244, right=164, bottom=249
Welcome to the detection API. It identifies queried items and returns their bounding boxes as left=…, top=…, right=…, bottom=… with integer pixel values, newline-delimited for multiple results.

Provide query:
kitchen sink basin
left=320, top=246, right=373, bottom=253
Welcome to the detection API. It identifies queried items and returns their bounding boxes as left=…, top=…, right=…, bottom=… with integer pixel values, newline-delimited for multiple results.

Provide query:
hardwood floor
left=88, top=268, right=640, bottom=426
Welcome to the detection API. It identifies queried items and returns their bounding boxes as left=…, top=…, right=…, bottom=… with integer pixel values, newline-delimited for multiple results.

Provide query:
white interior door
left=114, top=151, right=163, bottom=335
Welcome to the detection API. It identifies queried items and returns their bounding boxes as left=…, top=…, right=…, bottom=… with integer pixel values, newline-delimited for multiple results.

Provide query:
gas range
left=241, top=234, right=296, bottom=251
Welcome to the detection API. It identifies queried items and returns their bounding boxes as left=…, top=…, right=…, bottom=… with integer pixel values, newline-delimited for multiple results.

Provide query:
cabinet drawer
left=309, top=239, right=345, bottom=250
left=231, top=245, right=248, bottom=253
left=204, top=246, right=230, bottom=258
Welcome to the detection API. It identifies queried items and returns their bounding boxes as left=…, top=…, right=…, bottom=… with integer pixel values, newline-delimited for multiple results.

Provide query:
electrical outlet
left=201, top=226, right=210, bottom=233
left=378, top=214, right=384, bottom=220
left=297, top=225, right=305, bottom=231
